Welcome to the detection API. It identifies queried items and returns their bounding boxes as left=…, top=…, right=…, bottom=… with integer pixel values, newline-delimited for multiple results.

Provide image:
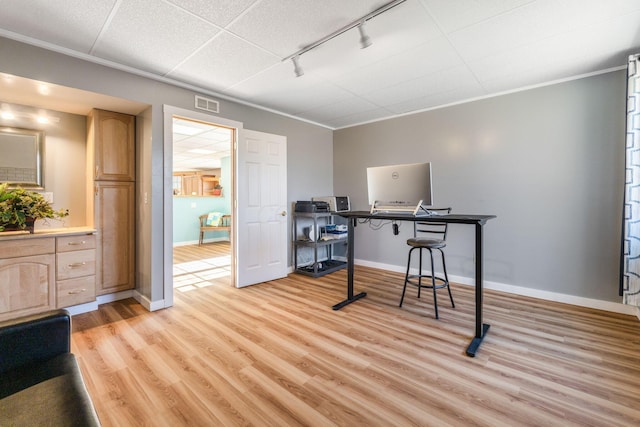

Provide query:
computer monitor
left=367, top=162, right=433, bottom=215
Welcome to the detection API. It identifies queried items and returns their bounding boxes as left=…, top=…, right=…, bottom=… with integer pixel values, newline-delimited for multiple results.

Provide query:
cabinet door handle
left=68, top=288, right=87, bottom=295
left=67, top=262, right=87, bottom=268
left=67, top=241, right=86, bottom=246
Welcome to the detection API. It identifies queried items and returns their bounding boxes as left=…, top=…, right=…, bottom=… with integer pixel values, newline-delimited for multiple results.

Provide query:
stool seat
left=407, top=237, right=445, bottom=249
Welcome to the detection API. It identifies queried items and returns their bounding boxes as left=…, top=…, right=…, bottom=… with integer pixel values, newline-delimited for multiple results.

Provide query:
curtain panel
left=622, top=53, right=640, bottom=308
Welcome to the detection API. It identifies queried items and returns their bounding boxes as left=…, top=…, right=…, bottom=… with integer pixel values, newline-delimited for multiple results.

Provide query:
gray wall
left=334, top=70, right=626, bottom=303
left=0, top=36, right=333, bottom=305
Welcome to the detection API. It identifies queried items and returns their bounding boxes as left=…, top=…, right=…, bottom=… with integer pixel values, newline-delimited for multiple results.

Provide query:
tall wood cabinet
left=87, top=109, right=136, bottom=295
left=90, top=109, right=135, bottom=181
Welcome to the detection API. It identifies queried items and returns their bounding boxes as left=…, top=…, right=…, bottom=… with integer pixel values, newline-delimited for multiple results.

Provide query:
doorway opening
left=171, top=116, right=234, bottom=294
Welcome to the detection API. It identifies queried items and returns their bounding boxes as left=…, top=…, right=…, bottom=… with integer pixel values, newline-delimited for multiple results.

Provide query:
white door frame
left=162, top=105, right=242, bottom=307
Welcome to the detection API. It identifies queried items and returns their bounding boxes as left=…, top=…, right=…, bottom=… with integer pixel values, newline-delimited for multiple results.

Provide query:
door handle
left=280, top=211, right=287, bottom=217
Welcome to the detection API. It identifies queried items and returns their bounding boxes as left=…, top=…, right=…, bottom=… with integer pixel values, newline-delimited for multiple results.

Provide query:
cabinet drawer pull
left=68, top=288, right=87, bottom=295
left=67, top=262, right=87, bottom=268
left=67, top=241, right=86, bottom=246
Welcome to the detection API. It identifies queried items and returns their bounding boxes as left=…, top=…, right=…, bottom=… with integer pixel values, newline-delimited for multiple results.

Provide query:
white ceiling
left=172, top=118, right=232, bottom=171
left=0, top=0, right=639, bottom=129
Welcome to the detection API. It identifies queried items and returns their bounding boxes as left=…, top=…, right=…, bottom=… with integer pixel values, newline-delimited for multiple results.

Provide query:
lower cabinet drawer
left=57, top=249, right=96, bottom=280
left=57, top=276, right=96, bottom=307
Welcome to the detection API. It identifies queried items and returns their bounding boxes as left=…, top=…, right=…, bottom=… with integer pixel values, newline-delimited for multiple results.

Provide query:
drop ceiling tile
left=260, top=81, right=355, bottom=117
left=297, top=96, right=381, bottom=123
left=330, top=36, right=462, bottom=96
left=226, top=58, right=315, bottom=98
left=0, top=0, right=116, bottom=53
left=226, top=60, right=353, bottom=115
left=420, top=0, right=535, bottom=33
left=385, top=84, right=486, bottom=115
left=325, top=107, right=394, bottom=129
left=166, top=0, right=258, bottom=27
left=169, top=32, right=278, bottom=91
left=202, top=129, right=233, bottom=142
left=227, top=0, right=391, bottom=57
left=363, top=65, right=481, bottom=106
left=93, top=0, right=221, bottom=75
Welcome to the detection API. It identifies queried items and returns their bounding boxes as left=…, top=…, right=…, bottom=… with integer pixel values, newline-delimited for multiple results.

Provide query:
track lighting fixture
left=358, top=20, right=372, bottom=49
left=292, top=55, right=304, bottom=77
left=282, top=0, right=406, bottom=77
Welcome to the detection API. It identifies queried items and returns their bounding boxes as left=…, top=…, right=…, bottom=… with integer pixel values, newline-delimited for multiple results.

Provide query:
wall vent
left=194, top=95, right=220, bottom=113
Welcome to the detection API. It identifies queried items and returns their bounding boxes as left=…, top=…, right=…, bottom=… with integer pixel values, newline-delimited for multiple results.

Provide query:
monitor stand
left=370, top=200, right=425, bottom=216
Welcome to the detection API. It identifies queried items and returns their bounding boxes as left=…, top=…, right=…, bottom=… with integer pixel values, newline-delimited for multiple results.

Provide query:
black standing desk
left=335, top=211, right=496, bottom=357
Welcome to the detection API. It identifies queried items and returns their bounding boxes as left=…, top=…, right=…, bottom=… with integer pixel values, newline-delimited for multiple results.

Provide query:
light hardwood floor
left=71, top=244, right=640, bottom=426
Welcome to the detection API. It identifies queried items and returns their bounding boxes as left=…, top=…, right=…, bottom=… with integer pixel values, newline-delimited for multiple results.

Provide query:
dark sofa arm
left=0, top=309, right=71, bottom=374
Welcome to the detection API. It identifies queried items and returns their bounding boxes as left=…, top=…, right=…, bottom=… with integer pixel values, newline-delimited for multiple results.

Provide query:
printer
left=312, top=196, right=351, bottom=212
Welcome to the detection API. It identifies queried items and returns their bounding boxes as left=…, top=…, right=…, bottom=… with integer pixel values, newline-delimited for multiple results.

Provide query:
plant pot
left=1, top=217, right=35, bottom=233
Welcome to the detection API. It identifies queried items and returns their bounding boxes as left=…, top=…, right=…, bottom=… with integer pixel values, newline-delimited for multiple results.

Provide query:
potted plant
left=212, top=184, right=222, bottom=196
left=0, top=183, right=69, bottom=233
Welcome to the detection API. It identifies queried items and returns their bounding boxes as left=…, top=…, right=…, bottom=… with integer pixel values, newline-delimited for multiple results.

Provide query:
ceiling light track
left=283, top=0, right=406, bottom=76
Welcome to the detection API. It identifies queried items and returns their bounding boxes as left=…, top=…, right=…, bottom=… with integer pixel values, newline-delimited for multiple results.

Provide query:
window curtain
left=621, top=53, right=640, bottom=310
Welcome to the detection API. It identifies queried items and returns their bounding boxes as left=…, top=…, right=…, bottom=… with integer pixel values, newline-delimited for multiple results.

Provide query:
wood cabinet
left=87, top=109, right=135, bottom=181
left=0, top=231, right=97, bottom=321
left=94, top=181, right=135, bottom=295
left=182, top=174, right=201, bottom=196
left=202, top=175, right=221, bottom=196
left=173, top=172, right=220, bottom=196
left=0, top=238, right=55, bottom=322
left=87, top=108, right=136, bottom=296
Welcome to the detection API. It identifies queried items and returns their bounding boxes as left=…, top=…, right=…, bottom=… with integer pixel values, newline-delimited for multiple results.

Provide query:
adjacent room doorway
left=171, top=117, right=234, bottom=294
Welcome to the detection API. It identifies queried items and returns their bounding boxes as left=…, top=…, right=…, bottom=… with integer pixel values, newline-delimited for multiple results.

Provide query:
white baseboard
left=96, top=290, right=134, bottom=304
left=64, top=300, right=99, bottom=316
left=133, top=290, right=167, bottom=312
left=355, top=259, right=637, bottom=316
left=66, top=290, right=134, bottom=316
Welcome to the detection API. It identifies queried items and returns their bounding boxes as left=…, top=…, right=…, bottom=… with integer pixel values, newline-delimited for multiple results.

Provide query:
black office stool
left=399, top=207, right=454, bottom=319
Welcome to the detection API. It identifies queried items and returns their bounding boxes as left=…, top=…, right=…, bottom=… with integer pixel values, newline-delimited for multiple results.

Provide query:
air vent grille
left=195, top=95, right=219, bottom=113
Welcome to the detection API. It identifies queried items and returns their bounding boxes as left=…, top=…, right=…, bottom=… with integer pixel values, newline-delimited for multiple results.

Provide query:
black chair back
left=414, top=207, right=452, bottom=239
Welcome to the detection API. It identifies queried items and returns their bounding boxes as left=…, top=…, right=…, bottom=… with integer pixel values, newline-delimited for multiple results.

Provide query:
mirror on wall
left=0, top=127, right=45, bottom=189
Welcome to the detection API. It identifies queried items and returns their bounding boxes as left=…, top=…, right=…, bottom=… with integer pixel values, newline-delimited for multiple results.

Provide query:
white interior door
left=236, top=129, right=288, bottom=287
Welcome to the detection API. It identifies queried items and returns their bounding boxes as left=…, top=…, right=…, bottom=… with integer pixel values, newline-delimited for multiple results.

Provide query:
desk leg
left=332, top=217, right=367, bottom=310
left=466, top=223, right=490, bottom=357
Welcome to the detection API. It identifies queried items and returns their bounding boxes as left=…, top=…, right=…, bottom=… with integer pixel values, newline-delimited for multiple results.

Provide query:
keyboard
left=371, top=210, right=434, bottom=217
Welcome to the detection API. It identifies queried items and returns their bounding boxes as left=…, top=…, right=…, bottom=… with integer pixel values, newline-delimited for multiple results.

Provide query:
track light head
left=358, top=20, right=372, bottom=49
left=292, top=55, right=304, bottom=77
